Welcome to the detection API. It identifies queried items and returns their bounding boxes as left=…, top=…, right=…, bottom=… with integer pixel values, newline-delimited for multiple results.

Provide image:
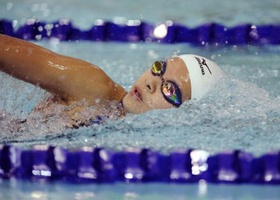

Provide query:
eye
left=151, top=61, right=166, bottom=76
left=162, top=82, right=176, bottom=97
left=161, top=81, right=182, bottom=107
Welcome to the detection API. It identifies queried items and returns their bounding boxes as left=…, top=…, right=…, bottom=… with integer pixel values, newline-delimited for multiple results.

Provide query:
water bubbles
left=172, top=49, right=181, bottom=57
left=147, top=50, right=158, bottom=59
left=6, top=3, right=13, bottom=11
left=210, top=54, right=221, bottom=60
left=35, top=34, right=42, bottom=41
left=11, top=20, right=18, bottom=28
left=31, top=3, right=50, bottom=17
left=272, top=69, right=279, bottom=77
left=95, top=99, right=101, bottom=104
left=129, top=43, right=138, bottom=50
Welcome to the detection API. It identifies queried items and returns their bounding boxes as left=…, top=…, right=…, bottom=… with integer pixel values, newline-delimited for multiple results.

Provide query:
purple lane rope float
left=1, top=19, right=280, bottom=45
left=0, top=145, right=280, bottom=184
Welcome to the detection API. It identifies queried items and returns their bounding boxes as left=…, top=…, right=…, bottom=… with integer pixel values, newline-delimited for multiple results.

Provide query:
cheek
left=133, top=70, right=150, bottom=86
left=144, top=92, right=173, bottom=109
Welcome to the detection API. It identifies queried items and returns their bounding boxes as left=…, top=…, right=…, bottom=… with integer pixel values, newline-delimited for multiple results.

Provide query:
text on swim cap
left=195, top=57, right=212, bottom=75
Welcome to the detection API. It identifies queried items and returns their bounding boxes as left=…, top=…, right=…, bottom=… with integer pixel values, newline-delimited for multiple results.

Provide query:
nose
left=145, top=77, right=159, bottom=94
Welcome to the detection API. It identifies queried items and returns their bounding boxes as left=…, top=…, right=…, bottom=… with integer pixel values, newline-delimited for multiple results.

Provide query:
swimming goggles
left=151, top=61, right=182, bottom=107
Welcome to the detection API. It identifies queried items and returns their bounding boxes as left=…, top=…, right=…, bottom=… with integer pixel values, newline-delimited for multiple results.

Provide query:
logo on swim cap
left=178, top=54, right=224, bottom=100
left=194, top=57, right=212, bottom=75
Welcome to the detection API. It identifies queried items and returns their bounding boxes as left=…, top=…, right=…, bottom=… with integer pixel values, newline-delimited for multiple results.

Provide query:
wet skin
left=0, top=34, right=126, bottom=105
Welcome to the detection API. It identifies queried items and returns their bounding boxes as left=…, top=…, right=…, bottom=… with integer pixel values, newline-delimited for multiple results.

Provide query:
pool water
left=2, top=0, right=280, bottom=27
left=0, top=181, right=280, bottom=200
left=1, top=42, right=279, bottom=156
left=1, top=0, right=280, bottom=199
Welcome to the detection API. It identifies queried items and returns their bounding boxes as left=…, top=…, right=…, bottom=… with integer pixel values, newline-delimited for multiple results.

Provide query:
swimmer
left=0, top=34, right=224, bottom=127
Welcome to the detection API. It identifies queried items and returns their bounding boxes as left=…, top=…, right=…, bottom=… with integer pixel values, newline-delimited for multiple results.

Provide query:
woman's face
left=123, top=57, right=191, bottom=114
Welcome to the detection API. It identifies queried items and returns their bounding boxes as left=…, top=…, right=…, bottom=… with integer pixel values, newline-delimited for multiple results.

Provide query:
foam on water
left=76, top=77, right=279, bottom=155
left=0, top=72, right=279, bottom=155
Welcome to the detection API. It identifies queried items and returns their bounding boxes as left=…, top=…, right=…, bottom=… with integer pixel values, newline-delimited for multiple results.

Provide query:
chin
left=123, top=103, right=147, bottom=114
left=122, top=96, right=149, bottom=114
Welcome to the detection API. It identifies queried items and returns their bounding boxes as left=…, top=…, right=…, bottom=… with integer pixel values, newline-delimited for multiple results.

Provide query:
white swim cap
left=178, top=54, right=224, bottom=100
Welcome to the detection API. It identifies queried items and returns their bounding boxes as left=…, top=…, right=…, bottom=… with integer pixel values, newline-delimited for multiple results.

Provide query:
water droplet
left=6, top=3, right=13, bottom=11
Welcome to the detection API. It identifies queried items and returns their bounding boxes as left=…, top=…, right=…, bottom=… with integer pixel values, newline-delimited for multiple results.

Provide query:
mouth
left=131, top=87, right=143, bottom=101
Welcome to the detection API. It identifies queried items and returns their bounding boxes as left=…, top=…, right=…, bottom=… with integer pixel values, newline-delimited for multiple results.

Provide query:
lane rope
left=0, top=145, right=279, bottom=184
left=1, top=19, right=280, bottom=45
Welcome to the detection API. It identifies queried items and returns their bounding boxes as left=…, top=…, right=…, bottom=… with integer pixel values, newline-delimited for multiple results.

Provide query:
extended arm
left=0, top=34, right=126, bottom=104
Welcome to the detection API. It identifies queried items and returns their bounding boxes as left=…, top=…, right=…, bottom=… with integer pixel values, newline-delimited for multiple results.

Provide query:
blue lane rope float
left=0, top=145, right=280, bottom=184
left=1, top=19, right=280, bottom=45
